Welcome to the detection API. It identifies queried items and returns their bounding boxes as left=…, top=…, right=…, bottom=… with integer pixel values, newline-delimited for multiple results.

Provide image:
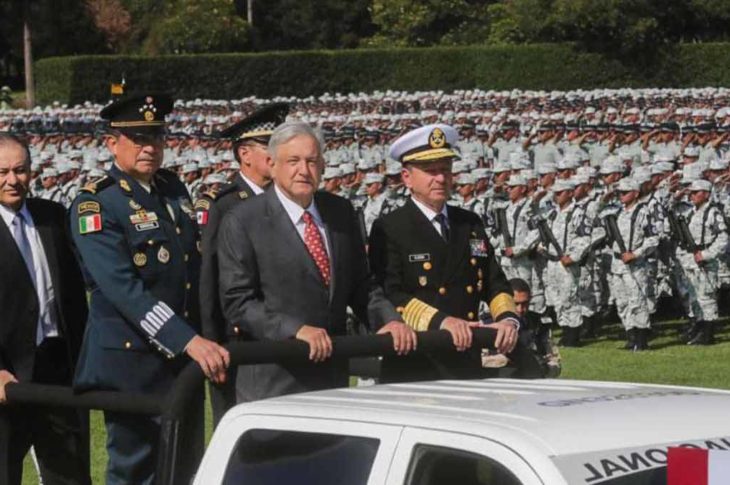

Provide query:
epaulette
left=215, top=183, right=239, bottom=200
left=79, top=175, right=114, bottom=195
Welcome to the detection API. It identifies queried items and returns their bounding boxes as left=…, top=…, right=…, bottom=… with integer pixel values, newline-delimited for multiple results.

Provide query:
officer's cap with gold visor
left=389, top=124, right=459, bottom=164
left=100, top=93, right=173, bottom=135
left=219, top=102, right=289, bottom=144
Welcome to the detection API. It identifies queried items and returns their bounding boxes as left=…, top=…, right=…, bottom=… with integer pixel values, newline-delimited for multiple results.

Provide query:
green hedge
left=34, top=43, right=730, bottom=105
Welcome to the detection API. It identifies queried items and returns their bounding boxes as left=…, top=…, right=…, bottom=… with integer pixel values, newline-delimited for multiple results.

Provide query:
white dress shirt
left=240, top=173, right=265, bottom=195
left=274, top=185, right=331, bottom=257
left=411, top=196, right=449, bottom=237
left=1, top=202, right=59, bottom=344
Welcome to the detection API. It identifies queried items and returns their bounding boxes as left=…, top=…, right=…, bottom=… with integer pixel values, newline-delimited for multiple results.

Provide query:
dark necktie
left=12, top=212, right=36, bottom=284
left=302, top=211, right=331, bottom=286
left=434, top=212, right=450, bottom=241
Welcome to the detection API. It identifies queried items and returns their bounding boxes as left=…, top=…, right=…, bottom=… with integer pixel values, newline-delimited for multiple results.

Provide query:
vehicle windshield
left=552, top=436, right=730, bottom=484
left=222, top=429, right=380, bottom=485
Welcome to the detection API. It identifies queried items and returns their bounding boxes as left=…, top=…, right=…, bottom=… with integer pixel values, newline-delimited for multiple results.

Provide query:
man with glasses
left=70, top=93, right=229, bottom=485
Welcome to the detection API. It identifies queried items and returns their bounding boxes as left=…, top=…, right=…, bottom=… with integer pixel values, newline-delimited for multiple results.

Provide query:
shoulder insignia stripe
left=195, top=199, right=211, bottom=210
left=78, top=201, right=100, bottom=214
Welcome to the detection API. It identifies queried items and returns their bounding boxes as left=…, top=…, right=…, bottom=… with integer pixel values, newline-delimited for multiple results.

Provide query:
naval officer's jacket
left=369, top=198, right=518, bottom=331
left=70, top=164, right=201, bottom=393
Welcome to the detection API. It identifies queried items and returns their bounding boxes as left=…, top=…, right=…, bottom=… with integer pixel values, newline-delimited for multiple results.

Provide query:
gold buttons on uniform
left=470, top=258, right=477, bottom=266
left=466, top=285, right=474, bottom=294
left=234, top=326, right=240, bottom=335
left=176, top=227, right=182, bottom=235
left=148, top=240, right=154, bottom=246
left=186, top=282, right=191, bottom=290
left=124, top=341, right=132, bottom=349
left=423, top=262, right=432, bottom=271
left=478, top=269, right=483, bottom=279
left=468, top=312, right=475, bottom=320
left=438, top=287, right=447, bottom=295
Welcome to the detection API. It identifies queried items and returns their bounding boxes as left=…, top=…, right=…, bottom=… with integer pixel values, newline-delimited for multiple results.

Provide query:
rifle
left=676, top=214, right=700, bottom=253
left=535, top=216, right=564, bottom=258
left=604, top=213, right=627, bottom=254
left=495, top=207, right=513, bottom=248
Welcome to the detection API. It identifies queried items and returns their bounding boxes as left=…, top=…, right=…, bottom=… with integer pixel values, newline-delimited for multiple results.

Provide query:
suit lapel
left=29, top=204, right=61, bottom=294
left=315, top=193, right=338, bottom=301
left=404, top=199, right=448, bottom=250
left=443, top=206, right=470, bottom=284
left=0, top=207, right=36, bottom=289
left=28, top=202, right=66, bottom=335
left=265, top=190, right=327, bottom=288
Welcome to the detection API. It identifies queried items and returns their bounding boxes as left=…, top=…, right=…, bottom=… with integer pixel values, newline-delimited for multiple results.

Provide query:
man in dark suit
left=218, top=121, right=415, bottom=402
left=69, top=94, right=229, bottom=485
left=0, top=133, right=90, bottom=485
left=198, top=103, right=288, bottom=424
left=368, top=124, right=520, bottom=383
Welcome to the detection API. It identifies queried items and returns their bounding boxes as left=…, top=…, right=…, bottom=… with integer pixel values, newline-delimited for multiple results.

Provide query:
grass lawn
left=21, top=319, right=730, bottom=484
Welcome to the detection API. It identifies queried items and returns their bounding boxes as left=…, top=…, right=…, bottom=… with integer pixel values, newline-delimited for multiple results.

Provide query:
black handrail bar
left=6, top=328, right=543, bottom=485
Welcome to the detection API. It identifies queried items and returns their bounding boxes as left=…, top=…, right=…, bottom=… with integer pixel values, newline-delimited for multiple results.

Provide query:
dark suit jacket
left=0, top=198, right=87, bottom=382
left=218, top=188, right=400, bottom=401
left=199, top=174, right=257, bottom=343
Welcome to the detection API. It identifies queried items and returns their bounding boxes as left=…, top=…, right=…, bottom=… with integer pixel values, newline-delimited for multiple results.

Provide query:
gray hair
left=0, top=133, right=31, bottom=167
left=268, top=121, right=324, bottom=160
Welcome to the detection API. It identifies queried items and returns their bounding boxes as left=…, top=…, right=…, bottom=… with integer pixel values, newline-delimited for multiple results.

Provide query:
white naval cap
left=388, top=124, right=459, bottom=163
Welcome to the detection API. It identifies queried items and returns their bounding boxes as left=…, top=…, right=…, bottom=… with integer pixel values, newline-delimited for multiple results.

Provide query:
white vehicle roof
left=223, top=378, right=730, bottom=457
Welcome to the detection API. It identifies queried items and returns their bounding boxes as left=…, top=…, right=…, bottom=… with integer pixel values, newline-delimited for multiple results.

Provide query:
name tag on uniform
left=130, top=212, right=158, bottom=225
left=469, top=239, right=489, bottom=257
left=408, top=253, right=431, bottom=263
left=135, top=221, right=160, bottom=232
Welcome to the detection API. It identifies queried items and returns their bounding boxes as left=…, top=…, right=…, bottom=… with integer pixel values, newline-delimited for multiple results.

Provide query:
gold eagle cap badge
left=428, top=128, right=446, bottom=149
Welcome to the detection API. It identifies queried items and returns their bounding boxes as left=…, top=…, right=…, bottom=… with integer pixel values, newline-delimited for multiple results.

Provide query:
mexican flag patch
left=79, top=214, right=102, bottom=234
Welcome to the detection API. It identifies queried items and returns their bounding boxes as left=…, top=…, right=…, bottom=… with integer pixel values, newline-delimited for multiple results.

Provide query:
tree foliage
left=144, top=0, right=249, bottom=54
left=369, top=0, right=730, bottom=56
left=85, top=0, right=133, bottom=51
left=247, top=0, right=375, bottom=50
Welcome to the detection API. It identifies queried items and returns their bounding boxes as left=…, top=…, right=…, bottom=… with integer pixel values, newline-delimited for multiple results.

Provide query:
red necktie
left=302, top=211, right=331, bottom=286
